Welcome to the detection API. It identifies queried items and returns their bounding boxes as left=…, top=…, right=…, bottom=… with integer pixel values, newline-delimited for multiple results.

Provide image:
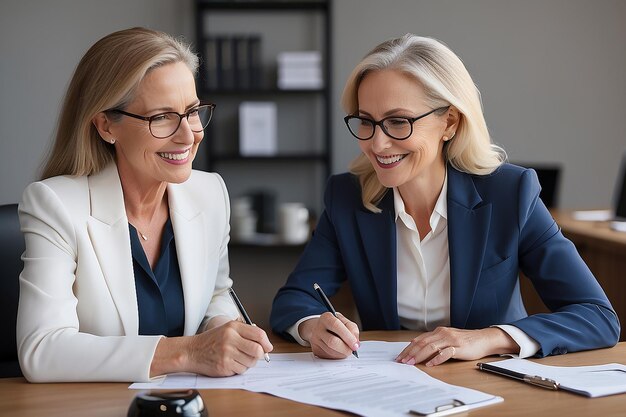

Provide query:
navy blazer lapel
left=355, top=190, right=399, bottom=329
left=447, top=166, right=492, bottom=329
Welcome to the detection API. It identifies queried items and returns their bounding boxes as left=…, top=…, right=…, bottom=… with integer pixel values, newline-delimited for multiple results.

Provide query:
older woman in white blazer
left=17, top=27, right=272, bottom=383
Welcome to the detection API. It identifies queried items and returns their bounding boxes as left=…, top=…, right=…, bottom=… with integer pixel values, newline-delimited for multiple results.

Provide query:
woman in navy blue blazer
left=271, top=34, right=619, bottom=366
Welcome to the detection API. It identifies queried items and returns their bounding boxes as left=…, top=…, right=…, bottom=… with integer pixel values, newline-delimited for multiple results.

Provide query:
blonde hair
left=343, top=34, right=506, bottom=212
left=41, top=27, right=199, bottom=179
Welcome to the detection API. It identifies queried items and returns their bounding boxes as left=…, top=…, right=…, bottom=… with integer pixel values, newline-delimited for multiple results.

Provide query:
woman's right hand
left=188, top=320, right=273, bottom=376
left=151, top=320, right=273, bottom=378
left=299, top=312, right=360, bottom=359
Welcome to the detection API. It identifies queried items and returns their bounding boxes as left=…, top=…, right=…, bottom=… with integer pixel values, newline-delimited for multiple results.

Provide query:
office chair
left=0, top=204, right=24, bottom=377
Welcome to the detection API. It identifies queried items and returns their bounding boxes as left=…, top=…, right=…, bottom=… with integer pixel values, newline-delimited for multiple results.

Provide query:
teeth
left=376, top=154, right=406, bottom=165
left=158, top=150, right=190, bottom=161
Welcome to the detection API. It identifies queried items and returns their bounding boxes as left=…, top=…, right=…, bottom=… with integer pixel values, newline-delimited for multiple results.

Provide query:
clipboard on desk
left=408, top=396, right=503, bottom=417
left=477, top=358, right=626, bottom=397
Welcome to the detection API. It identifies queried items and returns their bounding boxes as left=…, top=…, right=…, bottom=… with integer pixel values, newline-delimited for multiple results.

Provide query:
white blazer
left=17, top=163, right=239, bottom=382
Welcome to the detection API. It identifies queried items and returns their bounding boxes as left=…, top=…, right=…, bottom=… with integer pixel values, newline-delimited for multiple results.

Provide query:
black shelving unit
left=194, top=0, right=332, bottom=199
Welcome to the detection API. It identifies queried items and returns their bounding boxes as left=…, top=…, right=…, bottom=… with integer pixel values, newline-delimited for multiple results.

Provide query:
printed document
left=131, top=341, right=502, bottom=416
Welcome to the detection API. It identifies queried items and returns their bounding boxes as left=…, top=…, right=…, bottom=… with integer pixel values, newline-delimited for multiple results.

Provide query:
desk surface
left=552, top=209, right=626, bottom=248
left=2, top=331, right=624, bottom=417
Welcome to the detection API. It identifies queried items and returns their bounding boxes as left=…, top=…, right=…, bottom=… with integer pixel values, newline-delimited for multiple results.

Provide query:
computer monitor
left=513, top=163, right=561, bottom=209
left=613, top=153, right=626, bottom=220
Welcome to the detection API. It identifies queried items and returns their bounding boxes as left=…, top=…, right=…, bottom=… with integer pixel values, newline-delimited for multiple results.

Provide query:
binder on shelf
left=204, top=37, right=219, bottom=90
left=238, top=101, right=277, bottom=156
left=216, top=36, right=234, bottom=90
left=205, top=34, right=262, bottom=91
left=232, top=35, right=249, bottom=90
left=248, top=35, right=262, bottom=89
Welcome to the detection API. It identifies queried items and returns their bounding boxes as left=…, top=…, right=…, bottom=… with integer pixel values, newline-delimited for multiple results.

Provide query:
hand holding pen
left=300, top=283, right=360, bottom=359
left=229, top=288, right=271, bottom=362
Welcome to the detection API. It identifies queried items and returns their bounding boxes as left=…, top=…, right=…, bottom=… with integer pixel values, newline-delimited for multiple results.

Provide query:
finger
left=308, top=324, right=351, bottom=359
left=317, top=331, right=352, bottom=358
left=224, top=326, right=270, bottom=362
left=426, top=345, right=456, bottom=367
left=233, top=322, right=274, bottom=355
left=395, top=331, right=433, bottom=360
left=321, top=313, right=359, bottom=353
left=251, top=324, right=274, bottom=353
left=396, top=336, right=442, bottom=364
left=336, top=313, right=360, bottom=345
left=229, top=356, right=252, bottom=375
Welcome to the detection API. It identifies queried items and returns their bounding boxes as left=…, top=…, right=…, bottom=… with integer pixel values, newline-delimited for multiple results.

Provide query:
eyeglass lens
left=346, top=117, right=413, bottom=140
left=150, top=105, right=213, bottom=138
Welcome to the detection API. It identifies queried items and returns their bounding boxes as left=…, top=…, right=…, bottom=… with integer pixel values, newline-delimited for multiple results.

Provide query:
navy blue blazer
left=271, top=164, right=620, bottom=357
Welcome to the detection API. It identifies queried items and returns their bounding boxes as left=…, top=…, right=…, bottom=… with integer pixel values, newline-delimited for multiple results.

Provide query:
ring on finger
left=450, top=346, right=456, bottom=358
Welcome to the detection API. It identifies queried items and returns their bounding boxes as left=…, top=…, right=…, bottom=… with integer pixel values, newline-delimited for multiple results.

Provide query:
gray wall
left=1, top=0, right=625, bottom=210
left=0, top=0, right=194, bottom=204
left=331, top=0, right=626, bottom=210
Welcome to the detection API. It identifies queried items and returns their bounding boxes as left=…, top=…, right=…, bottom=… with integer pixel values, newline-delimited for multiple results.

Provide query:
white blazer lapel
left=86, top=163, right=138, bottom=335
left=168, top=183, right=206, bottom=335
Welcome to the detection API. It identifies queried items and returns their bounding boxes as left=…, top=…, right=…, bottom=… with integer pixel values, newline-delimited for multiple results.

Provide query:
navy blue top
left=129, top=218, right=185, bottom=337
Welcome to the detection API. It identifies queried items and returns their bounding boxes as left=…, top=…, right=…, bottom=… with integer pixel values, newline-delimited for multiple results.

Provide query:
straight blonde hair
left=343, top=34, right=506, bottom=212
left=41, top=27, right=199, bottom=180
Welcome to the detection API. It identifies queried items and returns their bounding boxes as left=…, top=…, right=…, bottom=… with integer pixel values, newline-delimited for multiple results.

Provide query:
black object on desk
left=127, top=390, right=207, bottom=417
left=477, top=362, right=559, bottom=390
left=228, top=287, right=270, bottom=362
left=313, top=282, right=359, bottom=358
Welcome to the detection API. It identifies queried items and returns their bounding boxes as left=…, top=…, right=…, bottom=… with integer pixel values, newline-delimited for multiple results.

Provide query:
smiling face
left=104, top=61, right=203, bottom=186
left=356, top=69, right=451, bottom=190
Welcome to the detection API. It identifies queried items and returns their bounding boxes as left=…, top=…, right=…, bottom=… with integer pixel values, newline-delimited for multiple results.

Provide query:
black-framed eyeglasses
left=107, top=102, right=216, bottom=139
left=344, top=106, right=450, bottom=141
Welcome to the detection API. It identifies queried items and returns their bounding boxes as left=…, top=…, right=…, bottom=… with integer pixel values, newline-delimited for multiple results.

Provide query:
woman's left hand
left=395, top=326, right=519, bottom=367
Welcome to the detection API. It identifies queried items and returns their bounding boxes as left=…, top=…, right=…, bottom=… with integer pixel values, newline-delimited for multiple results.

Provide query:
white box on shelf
left=277, top=77, right=323, bottom=90
left=238, top=101, right=277, bottom=156
left=277, top=51, right=322, bottom=66
left=277, top=50, right=323, bottom=90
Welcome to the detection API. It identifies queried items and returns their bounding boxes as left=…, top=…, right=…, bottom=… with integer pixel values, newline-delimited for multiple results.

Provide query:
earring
left=110, top=139, right=116, bottom=144
left=443, top=136, right=450, bottom=142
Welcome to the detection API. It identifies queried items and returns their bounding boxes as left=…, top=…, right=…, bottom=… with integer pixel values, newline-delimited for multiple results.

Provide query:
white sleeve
left=494, top=324, right=541, bottom=358
left=286, top=315, right=321, bottom=346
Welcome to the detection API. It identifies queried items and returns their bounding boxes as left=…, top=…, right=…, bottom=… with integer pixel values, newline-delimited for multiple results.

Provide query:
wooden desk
left=1, top=331, right=624, bottom=417
left=520, top=210, right=626, bottom=340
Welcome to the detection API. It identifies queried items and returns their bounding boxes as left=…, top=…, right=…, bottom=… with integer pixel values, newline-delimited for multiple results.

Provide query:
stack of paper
left=131, top=341, right=502, bottom=417
left=277, top=51, right=323, bottom=90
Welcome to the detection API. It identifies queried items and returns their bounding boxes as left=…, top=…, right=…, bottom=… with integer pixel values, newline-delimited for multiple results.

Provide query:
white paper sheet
left=131, top=341, right=502, bottom=416
left=486, top=358, right=626, bottom=397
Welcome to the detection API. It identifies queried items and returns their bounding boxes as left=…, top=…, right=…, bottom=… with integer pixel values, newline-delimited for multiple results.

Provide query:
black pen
left=313, top=282, right=359, bottom=358
left=477, top=362, right=558, bottom=390
left=228, top=287, right=270, bottom=362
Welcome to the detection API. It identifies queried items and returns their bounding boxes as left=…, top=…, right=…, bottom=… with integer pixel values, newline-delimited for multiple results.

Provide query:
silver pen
left=477, top=362, right=559, bottom=390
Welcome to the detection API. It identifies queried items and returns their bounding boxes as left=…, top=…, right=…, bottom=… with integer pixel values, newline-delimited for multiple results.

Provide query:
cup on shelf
left=278, top=202, right=310, bottom=245
left=231, top=197, right=257, bottom=242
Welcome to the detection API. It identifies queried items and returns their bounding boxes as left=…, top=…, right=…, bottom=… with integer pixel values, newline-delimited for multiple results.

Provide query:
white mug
left=278, top=202, right=309, bottom=244
left=230, top=197, right=257, bottom=242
